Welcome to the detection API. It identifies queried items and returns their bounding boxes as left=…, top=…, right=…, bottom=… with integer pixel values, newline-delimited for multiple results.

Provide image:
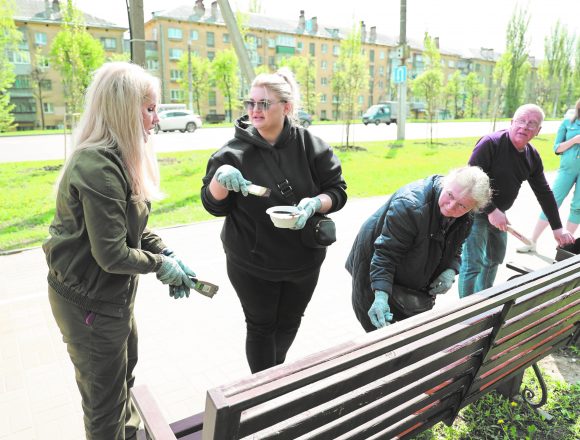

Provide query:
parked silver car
left=155, top=110, right=202, bottom=133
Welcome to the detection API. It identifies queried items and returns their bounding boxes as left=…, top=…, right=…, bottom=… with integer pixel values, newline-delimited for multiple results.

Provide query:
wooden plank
left=130, top=385, right=177, bottom=440
left=169, top=412, right=204, bottom=438
left=201, top=388, right=241, bottom=440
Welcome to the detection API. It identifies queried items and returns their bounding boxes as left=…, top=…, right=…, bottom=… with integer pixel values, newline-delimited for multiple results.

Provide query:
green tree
left=29, top=50, right=51, bottom=130
left=332, top=25, right=369, bottom=148
left=443, top=70, right=464, bottom=119
left=504, top=6, right=531, bottom=116
left=179, top=53, right=211, bottom=115
left=50, top=0, right=105, bottom=124
left=212, top=48, right=240, bottom=122
left=464, top=72, right=485, bottom=118
left=540, top=21, right=574, bottom=117
left=279, top=55, right=318, bottom=114
left=0, top=0, right=20, bottom=131
left=411, top=33, right=443, bottom=144
left=573, top=39, right=580, bottom=99
left=490, top=52, right=511, bottom=130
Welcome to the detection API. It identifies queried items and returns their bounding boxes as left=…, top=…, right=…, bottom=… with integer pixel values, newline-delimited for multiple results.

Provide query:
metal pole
left=188, top=41, right=193, bottom=111
left=216, top=0, right=255, bottom=84
left=128, top=0, right=145, bottom=67
left=397, top=0, right=407, bottom=141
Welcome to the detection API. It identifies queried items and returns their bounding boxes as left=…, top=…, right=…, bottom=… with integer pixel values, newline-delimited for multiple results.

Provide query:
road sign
left=394, top=65, right=407, bottom=84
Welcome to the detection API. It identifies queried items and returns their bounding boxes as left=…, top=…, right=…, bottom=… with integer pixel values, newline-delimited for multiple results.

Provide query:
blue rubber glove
left=293, top=197, right=322, bottom=230
left=156, top=256, right=194, bottom=288
left=368, top=290, right=394, bottom=329
left=428, top=268, right=456, bottom=295
left=214, top=164, right=251, bottom=196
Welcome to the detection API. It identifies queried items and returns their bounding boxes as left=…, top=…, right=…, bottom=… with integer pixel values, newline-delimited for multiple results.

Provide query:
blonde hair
left=67, top=62, right=161, bottom=201
left=443, top=166, right=492, bottom=211
left=251, top=67, right=301, bottom=125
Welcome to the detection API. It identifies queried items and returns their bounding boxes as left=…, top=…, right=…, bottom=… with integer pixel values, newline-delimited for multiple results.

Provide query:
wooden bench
left=132, top=254, right=580, bottom=440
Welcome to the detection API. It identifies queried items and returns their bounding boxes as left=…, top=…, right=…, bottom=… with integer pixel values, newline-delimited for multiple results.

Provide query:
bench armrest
left=130, top=385, right=177, bottom=440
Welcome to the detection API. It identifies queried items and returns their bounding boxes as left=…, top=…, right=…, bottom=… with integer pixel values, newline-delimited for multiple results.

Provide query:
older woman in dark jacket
left=347, top=167, right=491, bottom=332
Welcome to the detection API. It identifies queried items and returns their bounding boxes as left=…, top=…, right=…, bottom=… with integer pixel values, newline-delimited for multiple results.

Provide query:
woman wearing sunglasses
left=201, top=68, right=347, bottom=373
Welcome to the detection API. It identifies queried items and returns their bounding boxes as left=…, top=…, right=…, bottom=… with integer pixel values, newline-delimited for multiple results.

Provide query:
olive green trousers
left=49, top=288, right=141, bottom=439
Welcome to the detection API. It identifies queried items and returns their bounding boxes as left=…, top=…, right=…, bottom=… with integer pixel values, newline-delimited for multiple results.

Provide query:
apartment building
left=10, top=0, right=126, bottom=130
left=144, top=2, right=502, bottom=121
left=8, top=1, right=506, bottom=130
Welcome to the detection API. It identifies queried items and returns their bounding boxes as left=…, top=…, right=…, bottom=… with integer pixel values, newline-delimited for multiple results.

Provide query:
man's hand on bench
left=368, top=290, right=393, bottom=328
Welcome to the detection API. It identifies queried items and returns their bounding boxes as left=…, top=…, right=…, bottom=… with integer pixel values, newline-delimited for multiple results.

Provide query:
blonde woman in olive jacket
left=43, top=62, right=196, bottom=440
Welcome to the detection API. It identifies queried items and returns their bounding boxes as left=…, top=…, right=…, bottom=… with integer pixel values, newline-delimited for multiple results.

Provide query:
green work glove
left=170, top=284, right=190, bottom=299
left=368, top=290, right=394, bottom=329
left=162, top=249, right=196, bottom=279
left=293, top=197, right=322, bottom=230
left=156, top=255, right=194, bottom=288
left=214, top=164, right=251, bottom=196
left=429, top=268, right=456, bottom=295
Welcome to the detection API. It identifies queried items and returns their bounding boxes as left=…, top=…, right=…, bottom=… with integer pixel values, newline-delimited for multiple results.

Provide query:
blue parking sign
left=394, top=65, right=407, bottom=84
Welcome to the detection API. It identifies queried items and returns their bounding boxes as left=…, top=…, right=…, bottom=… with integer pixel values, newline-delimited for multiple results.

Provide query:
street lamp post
left=397, top=0, right=407, bottom=141
left=188, top=41, right=193, bottom=112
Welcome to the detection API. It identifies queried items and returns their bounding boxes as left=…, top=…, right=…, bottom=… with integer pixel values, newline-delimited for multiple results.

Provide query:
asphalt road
left=0, top=120, right=560, bottom=163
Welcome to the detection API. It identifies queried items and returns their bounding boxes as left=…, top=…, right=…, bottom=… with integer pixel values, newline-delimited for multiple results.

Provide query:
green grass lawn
left=0, top=133, right=560, bottom=253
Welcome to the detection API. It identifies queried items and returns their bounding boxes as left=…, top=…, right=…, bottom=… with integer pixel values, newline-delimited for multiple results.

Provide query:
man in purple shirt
left=458, top=104, right=574, bottom=297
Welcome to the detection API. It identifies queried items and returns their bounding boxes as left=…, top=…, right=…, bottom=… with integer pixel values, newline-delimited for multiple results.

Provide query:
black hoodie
left=201, top=116, right=347, bottom=280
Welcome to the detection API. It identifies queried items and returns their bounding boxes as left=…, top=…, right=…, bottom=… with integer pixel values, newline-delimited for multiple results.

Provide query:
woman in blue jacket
left=518, top=99, right=580, bottom=252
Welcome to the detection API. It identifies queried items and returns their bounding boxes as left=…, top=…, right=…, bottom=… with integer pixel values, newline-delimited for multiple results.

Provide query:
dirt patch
left=335, top=145, right=367, bottom=152
left=538, top=347, right=579, bottom=384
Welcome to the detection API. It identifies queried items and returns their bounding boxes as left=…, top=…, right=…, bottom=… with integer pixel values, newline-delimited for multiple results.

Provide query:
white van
left=157, top=103, right=187, bottom=113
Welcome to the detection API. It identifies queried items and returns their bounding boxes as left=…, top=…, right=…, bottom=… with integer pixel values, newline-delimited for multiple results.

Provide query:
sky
left=73, top=0, right=580, bottom=59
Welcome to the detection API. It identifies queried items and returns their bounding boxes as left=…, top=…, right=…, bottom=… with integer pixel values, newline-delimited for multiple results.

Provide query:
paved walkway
left=0, top=175, right=573, bottom=439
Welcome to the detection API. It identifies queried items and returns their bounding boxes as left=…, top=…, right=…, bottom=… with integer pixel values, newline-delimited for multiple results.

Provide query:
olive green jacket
left=43, top=146, right=165, bottom=317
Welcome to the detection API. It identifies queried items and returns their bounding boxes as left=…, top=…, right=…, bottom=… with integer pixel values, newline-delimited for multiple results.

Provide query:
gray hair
left=443, top=166, right=492, bottom=211
left=513, top=103, right=545, bottom=124
left=251, top=67, right=301, bottom=126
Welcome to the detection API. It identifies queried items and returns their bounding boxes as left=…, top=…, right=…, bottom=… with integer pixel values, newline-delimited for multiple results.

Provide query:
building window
left=369, top=49, right=375, bottom=62
left=332, top=62, right=338, bottom=72
left=152, top=28, right=158, bottom=40
left=40, top=79, right=52, bottom=90
left=321, top=43, right=328, bottom=54
left=190, top=30, right=199, bottom=41
left=207, top=32, right=215, bottom=47
left=379, top=66, right=385, bottom=76
left=448, top=60, right=455, bottom=68
left=170, top=69, right=183, bottom=81
left=35, top=32, right=47, bottom=46
left=38, top=56, right=49, bottom=68
left=321, top=60, right=327, bottom=70
left=320, top=94, right=327, bottom=103
left=207, top=51, right=215, bottom=61
left=14, top=98, right=35, bottom=113
left=321, top=110, right=327, bottom=119
left=296, top=42, right=303, bottom=52
left=146, top=59, right=159, bottom=70
left=170, top=89, right=184, bottom=101
left=358, top=95, right=364, bottom=105
left=369, top=66, right=374, bottom=76
left=256, top=37, right=262, bottom=47
left=333, top=45, right=340, bottom=56
left=169, top=48, right=183, bottom=60
left=43, top=102, right=54, bottom=113
left=223, top=33, right=230, bottom=43
left=208, top=90, right=216, bottom=106
left=8, top=50, right=30, bottom=64
left=268, top=38, right=275, bottom=48
left=321, top=77, right=328, bottom=86
left=268, top=56, right=275, bottom=66
left=379, top=51, right=385, bottom=59
left=100, top=37, right=117, bottom=50
left=168, top=28, right=183, bottom=40
left=14, top=75, right=30, bottom=88
left=309, top=42, right=315, bottom=56
left=276, top=35, right=296, bottom=47
left=332, top=95, right=339, bottom=104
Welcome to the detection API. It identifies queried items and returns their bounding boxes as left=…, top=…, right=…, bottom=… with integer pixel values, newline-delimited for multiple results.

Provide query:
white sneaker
left=516, top=242, right=536, bottom=253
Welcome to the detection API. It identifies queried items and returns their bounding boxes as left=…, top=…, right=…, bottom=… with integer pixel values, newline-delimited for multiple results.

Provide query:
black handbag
left=390, top=284, right=435, bottom=318
left=301, top=213, right=336, bottom=248
left=258, top=148, right=336, bottom=248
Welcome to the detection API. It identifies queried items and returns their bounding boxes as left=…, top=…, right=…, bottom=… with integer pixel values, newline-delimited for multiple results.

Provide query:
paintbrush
left=247, top=184, right=271, bottom=197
